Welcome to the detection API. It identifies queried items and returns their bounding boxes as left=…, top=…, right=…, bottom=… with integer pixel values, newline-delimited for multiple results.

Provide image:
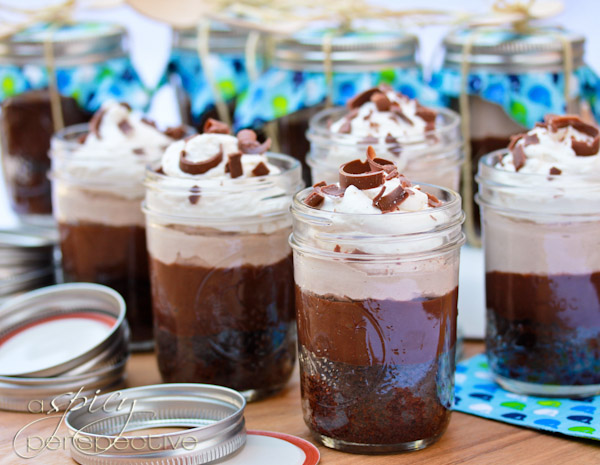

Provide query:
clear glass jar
left=290, top=184, right=465, bottom=453
left=307, top=106, right=463, bottom=190
left=477, top=151, right=600, bottom=397
left=50, top=125, right=163, bottom=351
left=0, top=22, right=147, bottom=226
left=144, top=154, right=303, bottom=401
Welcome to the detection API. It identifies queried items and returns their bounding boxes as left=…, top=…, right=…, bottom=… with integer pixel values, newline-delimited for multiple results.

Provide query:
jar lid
left=0, top=228, right=55, bottom=265
left=272, top=29, right=418, bottom=72
left=173, top=21, right=251, bottom=54
left=0, top=21, right=128, bottom=66
left=442, top=26, right=585, bottom=72
left=65, top=383, right=247, bottom=465
left=0, top=283, right=127, bottom=377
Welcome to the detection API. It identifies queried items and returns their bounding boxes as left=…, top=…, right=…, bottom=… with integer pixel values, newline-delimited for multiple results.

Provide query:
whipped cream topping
left=329, top=85, right=436, bottom=141
left=498, top=114, right=600, bottom=176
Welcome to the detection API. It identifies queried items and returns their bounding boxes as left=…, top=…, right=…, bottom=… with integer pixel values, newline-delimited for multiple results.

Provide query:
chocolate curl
left=339, top=159, right=385, bottom=190
left=227, top=152, right=244, bottom=178
left=385, top=133, right=402, bottom=157
left=320, top=184, right=345, bottom=197
left=371, top=92, right=391, bottom=111
left=304, top=191, right=325, bottom=207
left=251, top=161, right=270, bottom=177
left=189, top=185, right=201, bottom=204
left=549, top=166, right=562, bottom=175
left=141, top=117, right=158, bottom=128
left=164, top=126, right=187, bottom=140
left=545, top=114, right=600, bottom=156
left=523, top=133, right=539, bottom=146
left=313, top=181, right=327, bottom=188
left=204, top=118, right=231, bottom=134
left=237, top=129, right=272, bottom=154
left=179, top=145, right=224, bottom=175
left=426, top=192, right=442, bottom=208
left=375, top=186, right=408, bottom=213
left=118, top=119, right=133, bottom=135
left=347, top=87, right=379, bottom=109
left=89, top=108, right=106, bottom=138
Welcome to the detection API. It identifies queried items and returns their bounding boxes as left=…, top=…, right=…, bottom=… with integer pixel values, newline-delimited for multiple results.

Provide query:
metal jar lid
left=273, top=29, right=418, bottom=72
left=0, top=21, right=128, bottom=66
left=173, top=21, right=251, bottom=54
left=65, top=383, right=246, bottom=465
left=442, top=26, right=585, bottom=73
left=0, top=228, right=55, bottom=265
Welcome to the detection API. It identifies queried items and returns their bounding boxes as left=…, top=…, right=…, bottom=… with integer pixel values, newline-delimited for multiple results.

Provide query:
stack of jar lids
left=0, top=283, right=130, bottom=412
left=0, top=228, right=57, bottom=304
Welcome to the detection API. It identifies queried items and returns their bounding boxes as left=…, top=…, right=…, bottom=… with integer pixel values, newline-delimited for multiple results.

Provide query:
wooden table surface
left=2, top=342, right=598, bottom=464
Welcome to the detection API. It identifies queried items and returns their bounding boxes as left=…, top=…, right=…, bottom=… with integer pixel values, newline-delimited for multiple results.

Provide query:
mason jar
left=307, top=105, right=463, bottom=190
left=144, top=153, right=302, bottom=401
left=290, top=183, right=465, bottom=452
left=477, top=150, right=600, bottom=397
left=50, top=119, right=178, bottom=351
left=0, top=22, right=148, bottom=226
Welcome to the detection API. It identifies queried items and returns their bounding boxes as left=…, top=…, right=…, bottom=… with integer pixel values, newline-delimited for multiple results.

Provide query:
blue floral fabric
left=167, top=50, right=250, bottom=121
left=431, top=66, right=600, bottom=128
left=454, top=353, right=600, bottom=441
left=234, top=67, right=443, bottom=129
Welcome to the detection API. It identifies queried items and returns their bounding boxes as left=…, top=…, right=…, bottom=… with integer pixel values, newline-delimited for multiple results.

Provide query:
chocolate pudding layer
left=151, top=254, right=296, bottom=392
left=486, top=271, right=600, bottom=386
left=59, top=221, right=152, bottom=344
left=297, top=287, right=457, bottom=446
left=1, top=90, right=89, bottom=217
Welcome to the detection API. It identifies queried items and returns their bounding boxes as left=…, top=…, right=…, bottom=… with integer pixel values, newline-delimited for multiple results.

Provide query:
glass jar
left=168, top=22, right=256, bottom=130
left=477, top=151, right=600, bottom=397
left=144, top=153, right=303, bottom=401
left=0, top=22, right=148, bottom=226
left=235, top=29, right=441, bottom=186
left=290, top=184, right=465, bottom=452
left=433, top=26, right=593, bottom=242
left=50, top=124, right=167, bottom=351
left=307, top=106, right=463, bottom=190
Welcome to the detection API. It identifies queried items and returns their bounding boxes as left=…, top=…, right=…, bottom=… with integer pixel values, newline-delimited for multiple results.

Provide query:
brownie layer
left=59, top=221, right=152, bottom=344
left=296, top=287, right=457, bottom=445
left=486, top=271, right=600, bottom=385
left=150, top=254, right=296, bottom=392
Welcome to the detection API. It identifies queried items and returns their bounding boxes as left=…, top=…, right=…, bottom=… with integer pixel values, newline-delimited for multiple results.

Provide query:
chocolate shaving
left=313, top=181, right=327, bottom=188
left=164, top=125, right=187, bottom=140
left=371, top=92, right=391, bottom=111
left=508, top=133, right=524, bottom=151
left=338, top=119, right=352, bottom=134
left=133, top=148, right=145, bottom=155
left=89, top=108, right=106, bottom=138
left=375, top=186, right=408, bottom=213
left=372, top=186, right=386, bottom=206
left=179, top=146, right=223, bottom=175
left=339, top=159, right=385, bottom=190
left=118, top=119, right=133, bottom=135
left=347, top=87, right=380, bottom=109
left=512, top=144, right=526, bottom=172
left=120, top=102, right=132, bottom=111
left=334, top=245, right=341, bottom=253
left=251, top=161, right=270, bottom=177
left=320, top=184, right=345, bottom=197
left=360, top=135, right=379, bottom=145
left=549, top=166, right=562, bottom=175
left=545, top=114, right=600, bottom=156
left=304, top=191, right=325, bottom=207
left=426, top=192, right=442, bottom=208
left=141, top=117, right=157, bottom=128
left=188, top=185, right=201, bottom=204
left=155, top=166, right=165, bottom=175
left=237, top=129, right=271, bottom=154
left=415, top=103, right=437, bottom=131
left=227, top=152, right=243, bottom=178
left=524, top=133, right=540, bottom=146
left=204, top=118, right=230, bottom=134
left=390, top=104, right=414, bottom=126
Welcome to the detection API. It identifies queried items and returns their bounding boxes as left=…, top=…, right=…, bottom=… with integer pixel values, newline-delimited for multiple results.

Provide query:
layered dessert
left=291, top=146, right=464, bottom=451
left=144, top=121, right=302, bottom=399
left=1, top=90, right=90, bottom=220
left=479, top=114, right=600, bottom=393
left=307, top=85, right=462, bottom=190
left=51, top=101, right=184, bottom=349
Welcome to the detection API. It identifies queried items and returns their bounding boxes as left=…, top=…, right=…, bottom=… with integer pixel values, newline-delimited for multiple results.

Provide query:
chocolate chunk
left=164, top=125, right=187, bottom=140
left=372, top=186, right=386, bottom=206
left=374, top=186, right=408, bottom=213
left=333, top=245, right=341, bottom=253
left=179, top=146, right=223, bottom=175
left=549, top=166, right=562, bottom=175
left=415, top=104, right=437, bottom=130
left=524, top=133, right=540, bottom=146
left=508, top=133, right=524, bottom=151
left=390, top=105, right=414, bottom=126
left=89, top=108, right=106, bottom=138
left=426, top=192, right=442, bottom=208
left=545, top=114, right=600, bottom=156
left=320, top=184, right=345, bottom=197
left=572, top=137, right=600, bottom=156
left=189, top=185, right=201, bottom=204
left=512, top=144, right=526, bottom=172
left=371, top=92, right=391, bottom=111
left=203, top=118, right=231, bottom=134
left=118, top=119, right=133, bottom=135
left=237, top=129, right=271, bottom=154
left=155, top=166, right=165, bottom=174
left=251, top=161, right=270, bottom=177
left=339, top=159, right=385, bottom=190
left=313, top=181, right=327, bottom=188
left=347, top=87, right=379, bottom=109
left=304, top=191, right=325, bottom=207
left=227, top=152, right=244, bottom=178
left=133, top=148, right=145, bottom=155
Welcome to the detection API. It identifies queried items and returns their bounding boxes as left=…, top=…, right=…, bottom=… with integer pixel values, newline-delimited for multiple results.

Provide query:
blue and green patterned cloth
left=234, top=67, right=443, bottom=129
left=454, top=353, right=600, bottom=441
left=166, top=50, right=249, bottom=122
left=0, top=22, right=149, bottom=111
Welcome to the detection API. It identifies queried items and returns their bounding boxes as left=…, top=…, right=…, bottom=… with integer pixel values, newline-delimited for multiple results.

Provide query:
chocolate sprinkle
left=549, top=166, right=562, bottom=175
left=251, top=161, right=270, bottom=177
left=339, top=159, right=385, bottom=190
left=189, top=185, right=201, bottom=204
left=375, top=186, right=408, bottom=213
left=179, top=145, right=223, bottom=175
left=304, top=191, right=325, bottom=207
left=118, top=119, right=133, bottom=135
left=204, top=118, right=231, bottom=134
left=227, top=152, right=244, bottom=178
left=237, top=129, right=271, bottom=154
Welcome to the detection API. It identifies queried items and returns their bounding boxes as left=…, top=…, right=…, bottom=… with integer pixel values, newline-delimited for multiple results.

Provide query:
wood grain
left=1, top=343, right=597, bottom=464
